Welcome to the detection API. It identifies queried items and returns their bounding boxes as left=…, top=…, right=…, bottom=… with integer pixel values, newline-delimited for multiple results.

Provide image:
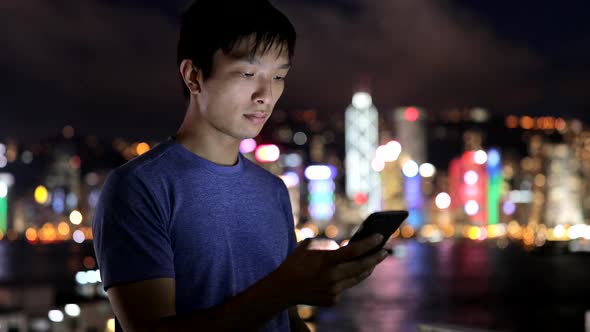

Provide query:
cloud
left=276, top=0, right=545, bottom=112
left=2, top=0, right=585, bottom=140
left=0, top=0, right=180, bottom=98
left=0, top=0, right=183, bottom=139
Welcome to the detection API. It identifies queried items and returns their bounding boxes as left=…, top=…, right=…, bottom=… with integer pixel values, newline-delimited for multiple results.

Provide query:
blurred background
left=1, top=0, right=590, bottom=331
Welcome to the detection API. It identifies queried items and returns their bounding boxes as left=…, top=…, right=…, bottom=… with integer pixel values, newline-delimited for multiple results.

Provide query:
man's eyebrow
left=278, top=62, right=291, bottom=70
left=234, top=55, right=291, bottom=69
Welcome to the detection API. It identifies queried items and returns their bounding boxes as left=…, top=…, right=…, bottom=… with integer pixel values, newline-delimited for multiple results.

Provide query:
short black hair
left=177, top=0, right=296, bottom=98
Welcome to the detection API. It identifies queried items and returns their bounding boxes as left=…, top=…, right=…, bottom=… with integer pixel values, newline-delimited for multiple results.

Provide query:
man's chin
left=239, top=130, right=263, bottom=140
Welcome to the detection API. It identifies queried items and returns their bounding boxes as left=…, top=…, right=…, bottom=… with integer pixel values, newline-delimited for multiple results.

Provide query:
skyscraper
left=345, top=92, right=381, bottom=214
left=394, top=107, right=427, bottom=227
left=544, top=144, right=584, bottom=226
left=394, top=107, right=426, bottom=164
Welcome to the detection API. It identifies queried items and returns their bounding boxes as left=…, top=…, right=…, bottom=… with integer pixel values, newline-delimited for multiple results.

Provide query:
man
left=92, top=0, right=389, bottom=331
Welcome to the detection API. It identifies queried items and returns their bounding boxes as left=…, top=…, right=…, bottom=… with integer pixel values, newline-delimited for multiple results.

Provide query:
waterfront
left=1, top=239, right=589, bottom=331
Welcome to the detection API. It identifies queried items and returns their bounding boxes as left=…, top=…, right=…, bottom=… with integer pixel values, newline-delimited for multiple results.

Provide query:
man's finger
left=326, top=234, right=383, bottom=263
left=330, top=249, right=387, bottom=281
left=332, top=269, right=374, bottom=294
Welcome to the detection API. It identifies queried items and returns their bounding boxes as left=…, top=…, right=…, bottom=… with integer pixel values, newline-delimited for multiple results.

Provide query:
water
left=316, top=239, right=590, bottom=332
left=1, top=239, right=589, bottom=331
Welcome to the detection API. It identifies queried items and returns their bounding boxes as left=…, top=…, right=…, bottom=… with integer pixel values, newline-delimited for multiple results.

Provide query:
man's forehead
left=225, top=38, right=290, bottom=62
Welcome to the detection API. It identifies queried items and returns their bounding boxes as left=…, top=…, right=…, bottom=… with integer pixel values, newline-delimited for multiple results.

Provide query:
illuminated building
left=449, top=150, right=501, bottom=225
left=486, top=149, right=502, bottom=225
left=0, top=146, right=11, bottom=234
left=393, top=107, right=427, bottom=227
left=280, top=171, right=301, bottom=226
left=305, top=165, right=336, bottom=225
left=572, top=128, right=590, bottom=222
left=544, top=144, right=584, bottom=226
left=374, top=140, right=404, bottom=211
left=345, top=92, right=381, bottom=214
left=0, top=174, right=13, bottom=234
left=278, top=151, right=305, bottom=226
left=45, top=146, right=82, bottom=220
left=394, top=107, right=426, bottom=164
left=402, top=160, right=424, bottom=228
left=380, top=161, right=404, bottom=211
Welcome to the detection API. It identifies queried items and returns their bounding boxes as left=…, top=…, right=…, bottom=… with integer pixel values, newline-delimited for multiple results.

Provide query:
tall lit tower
left=394, top=107, right=426, bottom=164
left=345, top=91, right=381, bottom=214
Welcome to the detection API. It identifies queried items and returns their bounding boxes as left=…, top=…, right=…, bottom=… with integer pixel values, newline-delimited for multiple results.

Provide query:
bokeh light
left=239, top=138, right=257, bottom=154
left=34, top=185, right=49, bottom=204
left=435, top=193, right=451, bottom=209
left=502, top=201, right=516, bottom=215
left=255, top=144, right=280, bottom=163
left=553, top=225, right=566, bottom=239
left=468, top=226, right=482, bottom=240
left=371, top=158, right=385, bottom=172
left=305, top=165, right=336, bottom=180
left=69, top=210, right=83, bottom=225
left=352, top=92, right=372, bottom=109
left=62, top=126, right=74, bottom=139
left=353, top=192, right=368, bottom=205
left=464, top=170, right=479, bottom=185
left=136, top=142, right=150, bottom=155
left=25, top=228, right=38, bottom=243
left=0, top=181, right=7, bottom=198
left=73, top=230, right=85, bottom=243
left=474, top=150, right=488, bottom=165
left=107, top=318, right=116, bottom=332
left=419, top=163, right=436, bottom=177
left=48, top=310, right=64, bottom=323
left=404, top=107, right=419, bottom=122
left=64, top=304, right=81, bottom=317
left=402, top=160, right=419, bottom=178
left=324, top=225, right=339, bottom=239
left=464, top=200, right=479, bottom=216
left=401, top=225, right=415, bottom=238
left=293, top=132, right=308, bottom=145
left=280, top=172, right=299, bottom=188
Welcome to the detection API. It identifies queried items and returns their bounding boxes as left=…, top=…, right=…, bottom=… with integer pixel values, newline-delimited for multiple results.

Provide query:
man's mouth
left=243, top=112, right=268, bottom=124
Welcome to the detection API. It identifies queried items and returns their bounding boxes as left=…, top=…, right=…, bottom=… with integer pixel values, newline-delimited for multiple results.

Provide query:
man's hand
left=273, top=234, right=388, bottom=306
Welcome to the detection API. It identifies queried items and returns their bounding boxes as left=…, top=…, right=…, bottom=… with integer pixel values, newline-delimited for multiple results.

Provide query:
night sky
left=1, top=0, right=589, bottom=143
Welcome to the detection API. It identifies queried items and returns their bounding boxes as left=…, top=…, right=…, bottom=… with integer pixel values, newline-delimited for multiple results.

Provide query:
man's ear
left=179, top=59, right=202, bottom=94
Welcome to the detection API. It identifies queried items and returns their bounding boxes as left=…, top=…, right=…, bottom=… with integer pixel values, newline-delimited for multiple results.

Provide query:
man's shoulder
left=106, top=139, right=176, bottom=187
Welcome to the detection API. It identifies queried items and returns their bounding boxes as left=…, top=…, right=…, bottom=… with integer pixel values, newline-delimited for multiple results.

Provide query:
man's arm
left=288, top=307, right=312, bottom=332
left=108, top=234, right=387, bottom=332
left=108, top=272, right=290, bottom=332
left=107, top=278, right=176, bottom=332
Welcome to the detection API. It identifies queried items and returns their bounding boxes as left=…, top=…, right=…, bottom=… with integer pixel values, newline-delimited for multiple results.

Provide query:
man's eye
left=274, top=76, right=285, bottom=81
left=242, top=73, right=254, bottom=78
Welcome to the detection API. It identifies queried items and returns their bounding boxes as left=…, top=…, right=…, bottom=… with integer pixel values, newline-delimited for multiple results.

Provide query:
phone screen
left=348, top=210, right=409, bottom=258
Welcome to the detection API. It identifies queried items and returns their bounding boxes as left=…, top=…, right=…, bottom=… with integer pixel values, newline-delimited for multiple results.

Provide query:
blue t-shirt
left=92, top=136, right=297, bottom=331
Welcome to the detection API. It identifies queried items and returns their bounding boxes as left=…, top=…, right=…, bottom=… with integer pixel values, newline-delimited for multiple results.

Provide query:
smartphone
left=348, top=210, right=409, bottom=258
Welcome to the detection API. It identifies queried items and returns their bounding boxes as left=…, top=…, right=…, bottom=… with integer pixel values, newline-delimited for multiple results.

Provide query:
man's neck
left=175, top=130, right=240, bottom=166
left=175, top=105, right=240, bottom=167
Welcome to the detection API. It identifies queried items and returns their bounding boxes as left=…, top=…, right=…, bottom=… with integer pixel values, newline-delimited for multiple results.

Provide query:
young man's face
left=195, top=38, right=291, bottom=142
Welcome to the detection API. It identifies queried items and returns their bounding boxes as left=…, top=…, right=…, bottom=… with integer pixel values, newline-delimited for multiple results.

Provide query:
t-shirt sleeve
left=92, top=169, right=175, bottom=291
left=277, top=180, right=298, bottom=254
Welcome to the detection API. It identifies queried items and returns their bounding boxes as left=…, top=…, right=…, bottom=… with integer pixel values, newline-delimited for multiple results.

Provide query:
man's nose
left=253, top=77, right=273, bottom=105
